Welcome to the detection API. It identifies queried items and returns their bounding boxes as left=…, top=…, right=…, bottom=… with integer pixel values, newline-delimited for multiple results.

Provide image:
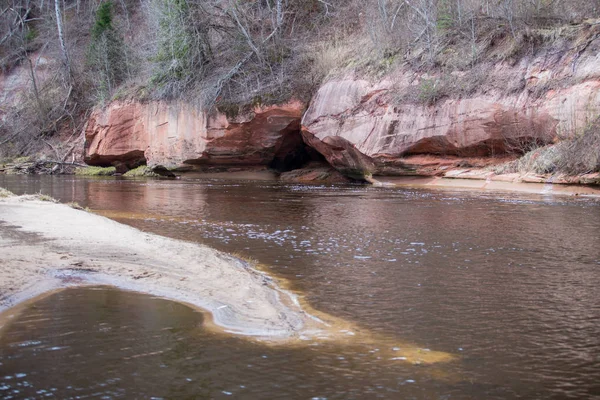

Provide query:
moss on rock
left=123, top=166, right=158, bottom=177
left=75, top=166, right=117, bottom=176
left=124, top=165, right=176, bottom=178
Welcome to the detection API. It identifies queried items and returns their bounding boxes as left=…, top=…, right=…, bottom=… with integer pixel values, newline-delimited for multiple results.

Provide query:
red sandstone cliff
left=301, top=43, right=600, bottom=176
left=84, top=100, right=306, bottom=170
left=69, top=23, right=600, bottom=179
left=81, top=25, right=600, bottom=179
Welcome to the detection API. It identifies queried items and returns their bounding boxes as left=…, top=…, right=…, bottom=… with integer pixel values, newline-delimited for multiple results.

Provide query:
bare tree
left=404, top=0, right=439, bottom=64
left=54, top=0, right=70, bottom=78
left=209, top=0, right=286, bottom=106
left=12, top=6, right=44, bottom=118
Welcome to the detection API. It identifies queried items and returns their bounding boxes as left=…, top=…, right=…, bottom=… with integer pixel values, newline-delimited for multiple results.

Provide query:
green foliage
left=23, top=27, right=37, bottom=43
left=436, top=0, right=453, bottom=32
left=151, top=0, right=211, bottom=97
left=92, top=2, right=113, bottom=39
left=123, top=166, right=159, bottom=177
left=87, top=1, right=129, bottom=102
left=75, top=166, right=117, bottom=176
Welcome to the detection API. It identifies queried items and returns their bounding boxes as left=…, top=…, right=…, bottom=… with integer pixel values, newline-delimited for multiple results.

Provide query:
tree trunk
left=54, top=0, right=71, bottom=78
left=27, top=55, right=45, bottom=119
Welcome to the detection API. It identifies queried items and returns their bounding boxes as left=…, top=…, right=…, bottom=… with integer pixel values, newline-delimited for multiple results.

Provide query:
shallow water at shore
left=0, top=287, right=463, bottom=399
left=1, top=175, right=600, bottom=399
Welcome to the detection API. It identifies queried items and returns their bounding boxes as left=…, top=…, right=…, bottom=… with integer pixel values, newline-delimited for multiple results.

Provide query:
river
left=0, top=175, right=599, bottom=399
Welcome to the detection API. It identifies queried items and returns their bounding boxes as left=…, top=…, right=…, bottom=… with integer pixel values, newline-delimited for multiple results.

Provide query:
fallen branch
left=4, top=159, right=88, bottom=172
left=43, top=139, right=61, bottom=160
left=42, top=160, right=87, bottom=167
left=209, top=51, right=254, bottom=106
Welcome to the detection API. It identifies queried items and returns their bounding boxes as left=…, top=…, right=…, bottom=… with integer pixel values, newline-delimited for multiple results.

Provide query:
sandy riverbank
left=0, top=193, right=318, bottom=339
left=373, top=175, right=600, bottom=197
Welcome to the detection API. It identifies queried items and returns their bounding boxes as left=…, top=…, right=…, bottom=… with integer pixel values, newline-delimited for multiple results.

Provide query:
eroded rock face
left=301, top=40, right=600, bottom=175
left=84, top=100, right=306, bottom=170
left=301, top=130, right=376, bottom=177
left=279, top=161, right=352, bottom=184
left=84, top=25, right=600, bottom=179
left=302, top=79, right=560, bottom=174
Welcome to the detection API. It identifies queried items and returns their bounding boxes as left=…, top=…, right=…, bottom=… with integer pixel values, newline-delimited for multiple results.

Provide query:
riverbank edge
left=3, top=155, right=600, bottom=192
left=372, top=174, right=600, bottom=197
left=4, top=163, right=600, bottom=197
left=0, top=192, right=323, bottom=341
left=170, top=165, right=600, bottom=196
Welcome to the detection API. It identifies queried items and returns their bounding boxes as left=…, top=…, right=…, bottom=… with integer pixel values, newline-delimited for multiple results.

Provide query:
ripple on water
left=1, top=176, right=599, bottom=399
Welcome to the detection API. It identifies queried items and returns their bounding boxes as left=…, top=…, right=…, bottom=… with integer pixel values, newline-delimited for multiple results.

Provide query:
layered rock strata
left=82, top=24, right=600, bottom=179
left=84, top=100, right=306, bottom=170
left=301, top=77, right=600, bottom=176
left=301, top=26, right=600, bottom=176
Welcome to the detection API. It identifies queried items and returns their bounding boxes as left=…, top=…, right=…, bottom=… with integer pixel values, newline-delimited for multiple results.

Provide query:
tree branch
left=209, top=3, right=284, bottom=107
left=228, top=1, right=261, bottom=60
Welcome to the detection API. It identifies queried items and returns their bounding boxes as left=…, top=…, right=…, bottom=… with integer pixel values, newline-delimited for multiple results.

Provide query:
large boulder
left=301, top=130, right=376, bottom=178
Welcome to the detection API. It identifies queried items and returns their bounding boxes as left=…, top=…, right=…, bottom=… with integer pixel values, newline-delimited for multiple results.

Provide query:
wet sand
left=0, top=194, right=314, bottom=339
left=375, top=175, right=600, bottom=196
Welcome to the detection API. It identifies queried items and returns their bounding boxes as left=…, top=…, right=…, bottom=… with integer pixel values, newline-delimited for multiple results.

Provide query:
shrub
left=150, top=0, right=211, bottom=98
left=555, top=119, right=600, bottom=175
left=493, top=118, right=600, bottom=176
left=418, top=79, right=444, bottom=105
left=0, top=188, right=15, bottom=198
left=87, top=2, right=130, bottom=103
left=35, top=193, right=57, bottom=202
left=123, top=165, right=160, bottom=177
left=67, top=202, right=90, bottom=211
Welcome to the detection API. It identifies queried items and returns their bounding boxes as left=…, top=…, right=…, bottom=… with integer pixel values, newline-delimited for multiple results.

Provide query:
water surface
left=1, top=175, right=599, bottom=399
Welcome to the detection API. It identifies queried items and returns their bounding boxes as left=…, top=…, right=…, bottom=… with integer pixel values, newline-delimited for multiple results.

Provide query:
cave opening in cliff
left=269, top=125, right=327, bottom=172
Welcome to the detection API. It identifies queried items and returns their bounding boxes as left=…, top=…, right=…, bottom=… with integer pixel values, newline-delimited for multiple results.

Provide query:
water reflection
left=1, top=175, right=600, bottom=399
left=0, top=287, right=461, bottom=399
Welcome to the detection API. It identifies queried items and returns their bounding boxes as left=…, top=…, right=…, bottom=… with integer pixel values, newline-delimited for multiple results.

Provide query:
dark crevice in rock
left=84, top=150, right=147, bottom=172
left=270, top=122, right=324, bottom=172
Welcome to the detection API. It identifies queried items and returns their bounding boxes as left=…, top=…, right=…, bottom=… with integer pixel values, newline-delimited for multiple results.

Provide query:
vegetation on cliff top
left=495, top=117, right=600, bottom=177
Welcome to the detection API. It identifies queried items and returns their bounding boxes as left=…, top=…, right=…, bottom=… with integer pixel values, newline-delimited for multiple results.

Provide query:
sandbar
left=0, top=194, right=315, bottom=339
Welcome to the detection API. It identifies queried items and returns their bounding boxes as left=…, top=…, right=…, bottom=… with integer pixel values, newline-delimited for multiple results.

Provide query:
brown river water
left=0, top=175, right=599, bottom=399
